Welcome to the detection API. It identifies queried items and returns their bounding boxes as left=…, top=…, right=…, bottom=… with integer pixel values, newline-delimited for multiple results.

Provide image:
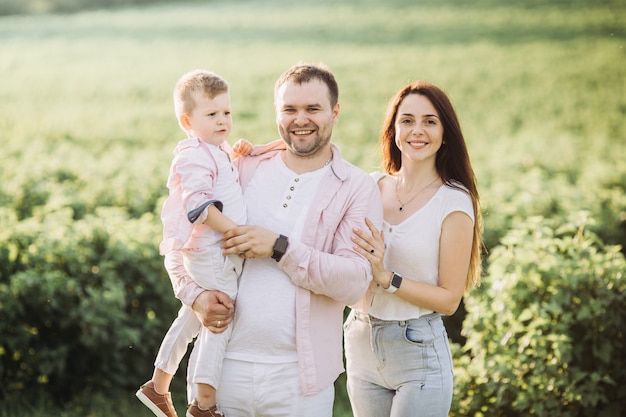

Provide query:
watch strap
left=385, top=272, right=403, bottom=293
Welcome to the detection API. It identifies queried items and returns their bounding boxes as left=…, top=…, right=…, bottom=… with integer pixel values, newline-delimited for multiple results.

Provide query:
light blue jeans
left=344, top=310, right=453, bottom=417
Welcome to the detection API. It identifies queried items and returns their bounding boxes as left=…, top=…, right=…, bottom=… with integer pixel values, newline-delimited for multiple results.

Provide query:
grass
left=1, top=0, right=625, bottom=415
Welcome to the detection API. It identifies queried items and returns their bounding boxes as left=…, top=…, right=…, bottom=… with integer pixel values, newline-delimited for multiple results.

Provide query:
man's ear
left=332, top=102, right=340, bottom=124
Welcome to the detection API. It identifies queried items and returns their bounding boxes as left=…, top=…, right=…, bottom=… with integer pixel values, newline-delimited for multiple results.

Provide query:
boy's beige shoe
left=186, top=400, right=225, bottom=417
left=136, top=381, right=178, bottom=417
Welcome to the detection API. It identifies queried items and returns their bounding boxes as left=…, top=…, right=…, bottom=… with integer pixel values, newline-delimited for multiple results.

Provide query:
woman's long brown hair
left=381, top=81, right=483, bottom=290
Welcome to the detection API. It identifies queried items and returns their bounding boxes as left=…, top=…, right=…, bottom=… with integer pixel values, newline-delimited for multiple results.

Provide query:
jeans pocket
left=404, top=322, right=433, bottom=346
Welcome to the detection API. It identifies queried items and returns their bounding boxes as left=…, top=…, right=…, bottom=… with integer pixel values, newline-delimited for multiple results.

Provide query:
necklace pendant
left=399, top=206, right=403, bottom=212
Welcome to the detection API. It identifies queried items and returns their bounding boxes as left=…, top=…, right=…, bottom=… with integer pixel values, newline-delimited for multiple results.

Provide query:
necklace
left=395, top=176, right=440, bottom=212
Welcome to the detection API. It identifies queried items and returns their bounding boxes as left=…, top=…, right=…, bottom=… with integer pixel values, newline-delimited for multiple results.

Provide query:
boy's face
left=181, top=91, right=232, bottom=146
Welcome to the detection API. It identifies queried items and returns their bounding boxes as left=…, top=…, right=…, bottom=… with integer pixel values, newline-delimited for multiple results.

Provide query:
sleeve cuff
left=187, top=199, right=223, bottom=223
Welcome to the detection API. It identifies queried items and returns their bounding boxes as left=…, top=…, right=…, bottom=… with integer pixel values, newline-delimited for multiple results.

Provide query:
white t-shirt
left=225, top=154, right=330, bottom=363
left=366, top=172, right=474, bottom=321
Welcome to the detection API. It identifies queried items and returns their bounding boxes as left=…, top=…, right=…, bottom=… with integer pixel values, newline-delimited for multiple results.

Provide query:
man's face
left=275, top=79, right=339, bottom=158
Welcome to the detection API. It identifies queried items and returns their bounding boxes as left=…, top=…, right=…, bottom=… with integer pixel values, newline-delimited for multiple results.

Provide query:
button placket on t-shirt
left=281, top=177, right=300, bottom=209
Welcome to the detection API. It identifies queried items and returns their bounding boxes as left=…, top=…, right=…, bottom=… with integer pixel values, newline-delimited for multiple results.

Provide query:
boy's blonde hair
left=173, top=69, right=229, bottom=118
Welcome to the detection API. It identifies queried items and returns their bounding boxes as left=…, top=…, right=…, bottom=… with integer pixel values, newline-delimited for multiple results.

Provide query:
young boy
left=136, top=69, right=251, bottom=417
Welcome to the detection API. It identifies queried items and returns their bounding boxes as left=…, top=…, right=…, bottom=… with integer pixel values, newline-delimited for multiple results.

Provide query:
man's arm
left=222, top=173, right=383, bottom=305
left=281, top=175, right=383, bottom=305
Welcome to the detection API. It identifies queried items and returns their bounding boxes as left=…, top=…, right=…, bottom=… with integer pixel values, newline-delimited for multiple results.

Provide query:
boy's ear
left=179, top=113, right=191, bottom=130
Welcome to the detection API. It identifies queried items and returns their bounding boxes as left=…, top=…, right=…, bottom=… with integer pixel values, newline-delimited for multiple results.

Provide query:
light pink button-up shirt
left=159, top=137, right=245, bottom=255
left=165, top=140, right=383, bottom=396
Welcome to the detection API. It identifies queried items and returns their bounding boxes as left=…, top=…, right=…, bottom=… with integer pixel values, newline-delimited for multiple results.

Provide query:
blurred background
left=1, top=0, right=624, bottom=416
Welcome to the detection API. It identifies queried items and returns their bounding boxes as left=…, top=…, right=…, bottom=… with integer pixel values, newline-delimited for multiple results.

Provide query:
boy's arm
left=203, top=204, right=238, bottom=233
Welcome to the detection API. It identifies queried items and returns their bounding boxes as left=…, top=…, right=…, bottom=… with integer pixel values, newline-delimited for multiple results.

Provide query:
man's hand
left=191, top=290, right=235, bottom=334
left=222, top=225, right=278, bottom=259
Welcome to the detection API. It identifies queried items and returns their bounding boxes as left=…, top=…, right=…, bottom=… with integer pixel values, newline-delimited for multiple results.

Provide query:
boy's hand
left=232, top=138, right=253, bottom=158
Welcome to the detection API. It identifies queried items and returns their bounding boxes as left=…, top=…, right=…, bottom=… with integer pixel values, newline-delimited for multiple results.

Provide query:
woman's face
left=394, top=93, right=444, bottom=165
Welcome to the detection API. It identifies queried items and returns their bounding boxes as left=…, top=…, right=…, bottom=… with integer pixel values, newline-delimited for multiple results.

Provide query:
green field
left=1, top=0, right=625, bottom=415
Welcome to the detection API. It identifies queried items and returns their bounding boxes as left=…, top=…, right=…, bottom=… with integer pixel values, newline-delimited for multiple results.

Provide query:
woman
left=345, top=81, right=483, bottom=417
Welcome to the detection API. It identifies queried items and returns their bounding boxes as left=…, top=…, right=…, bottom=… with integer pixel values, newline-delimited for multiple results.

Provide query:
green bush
left=480, top=158, right=626, bottom=254
left=452, top=213, right=625, bottom=416
left=0, top=207, right=178, bottom=401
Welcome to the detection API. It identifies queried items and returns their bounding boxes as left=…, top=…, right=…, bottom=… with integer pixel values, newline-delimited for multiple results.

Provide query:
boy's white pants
left=154, top=246, right=242, bottom=388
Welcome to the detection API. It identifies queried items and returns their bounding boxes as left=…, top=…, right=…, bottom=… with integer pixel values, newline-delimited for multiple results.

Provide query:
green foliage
left=0, top=0, right=201, bottom=16
left=480, top=156, right=626, bottom=252
left=0, top=207, right=179, bottom=400
left=452, top=214, right=626, bottom=416
left=0, top=390, right=184, bottom=417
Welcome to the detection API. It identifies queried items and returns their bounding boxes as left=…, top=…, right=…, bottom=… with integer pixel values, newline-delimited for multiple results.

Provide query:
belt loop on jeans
left=354, top=310, right=369, bottom=322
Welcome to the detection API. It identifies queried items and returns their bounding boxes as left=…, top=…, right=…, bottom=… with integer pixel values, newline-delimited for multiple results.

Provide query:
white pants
left=155, top=246, right=242, bottom=388
left=154, top=304, right=200, bottom=376
left=187, top=356, right=334, bottom=417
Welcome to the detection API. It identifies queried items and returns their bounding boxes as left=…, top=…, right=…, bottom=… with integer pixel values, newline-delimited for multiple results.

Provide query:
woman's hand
left=352, top=217, right=392, bottom=288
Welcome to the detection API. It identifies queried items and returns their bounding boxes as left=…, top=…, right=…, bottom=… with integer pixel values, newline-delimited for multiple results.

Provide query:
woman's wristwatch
left=385, top=272, right=403, bottom=293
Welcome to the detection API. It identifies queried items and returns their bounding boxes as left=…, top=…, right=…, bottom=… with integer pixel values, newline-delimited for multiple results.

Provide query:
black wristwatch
left=271, top=234, right=289, bottom=262
left=385, top=272, right=403, bottom=294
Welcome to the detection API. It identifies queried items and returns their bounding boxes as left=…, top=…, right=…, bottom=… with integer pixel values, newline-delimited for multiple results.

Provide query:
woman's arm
left=352, top=211, right=473, bottom=316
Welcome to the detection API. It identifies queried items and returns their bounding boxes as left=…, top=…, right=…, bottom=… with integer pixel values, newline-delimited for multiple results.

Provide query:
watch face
left=272, top=235, right=289, bottom=261
left=274, top=235, right=288, bottom=253
left=391, top=273, right=402, bottom=288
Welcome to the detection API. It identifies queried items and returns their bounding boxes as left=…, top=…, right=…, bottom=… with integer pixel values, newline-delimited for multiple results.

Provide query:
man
left=179, top=63, right=383, bottom=416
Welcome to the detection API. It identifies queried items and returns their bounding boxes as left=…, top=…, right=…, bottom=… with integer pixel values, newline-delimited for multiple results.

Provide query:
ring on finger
left=217, top=320, right=222, bottom=327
